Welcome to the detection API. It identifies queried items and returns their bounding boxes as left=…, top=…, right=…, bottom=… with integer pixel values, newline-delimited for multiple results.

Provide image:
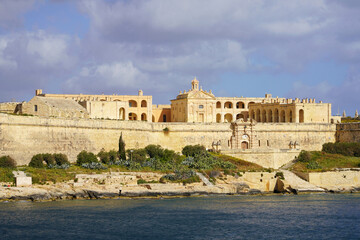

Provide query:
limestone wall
left=225, top=149, right=301, bottom=169
left=252, top=123, right=336, bottom=151
left=307, top=171, right=360, bottom=189
left=0, top=113, right=232, bottom=165
left=336, top=123, right=360, bottom=143
left=0, top=113, right=337, bottom=166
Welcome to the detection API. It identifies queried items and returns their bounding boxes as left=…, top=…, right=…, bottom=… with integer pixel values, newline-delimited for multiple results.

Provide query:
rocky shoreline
left=1, top=184, right=359, bottom=202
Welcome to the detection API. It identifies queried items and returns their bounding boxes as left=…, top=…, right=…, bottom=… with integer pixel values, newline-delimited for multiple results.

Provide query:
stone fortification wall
left=0, top=113, right=337, bottom=166
left=254, top=123, right=336, bottom=151
left=336, top=123, right=360, bottom=143
left=0, top=113, right=232, bottom=165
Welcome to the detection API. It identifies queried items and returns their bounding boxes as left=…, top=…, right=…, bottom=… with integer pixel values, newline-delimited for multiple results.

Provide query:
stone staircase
left=196, top=172, right=214, bottom=186
left=282, top=170, right=325, bottom=192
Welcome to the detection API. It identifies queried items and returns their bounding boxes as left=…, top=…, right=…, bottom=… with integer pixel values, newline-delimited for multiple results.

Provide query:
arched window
left=129, top=100, right=137, bottom=107
left=289, top=110, right=293, bottom=123
left=274, top=109, right=279, bottom=122
left=262, top=110, right=267, bottom=122
left=224, top=102, right=232, bottom=109
left=256, top=109, right=261, bottom=122
left=248, top=102, right=255, bottom=109
left=141, top=100, right=147, bottom=107
left=216, top=101, right=221, bottom=108
left=119, top=108, right=125, bottom=120
left=268, top=110, right=273, bottom=122
left=141, top=113, right=147, bottom=121
left=236, top=101, right=245, bottom=109
left=128, top=112, right=137, bottom=121
left=224, top=113, right=233, bottom=122
left=299, top=109, right=304, bottom=123
left=236, top=113, right=244, bottom=120
left=216, top=114, right=221, bottom=123
left=281, top=110, right=286, bottom=122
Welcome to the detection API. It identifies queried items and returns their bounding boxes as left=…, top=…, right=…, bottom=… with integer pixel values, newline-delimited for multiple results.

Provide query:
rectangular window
left=163, top=115, right=167, bottom=122
left=34, top=105, right=38, bottom=112
left=258, top=140, right=261, bottom=147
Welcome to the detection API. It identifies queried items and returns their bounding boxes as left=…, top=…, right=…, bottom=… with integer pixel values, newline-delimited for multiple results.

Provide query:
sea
left=0, top=194, right=359, bottom=240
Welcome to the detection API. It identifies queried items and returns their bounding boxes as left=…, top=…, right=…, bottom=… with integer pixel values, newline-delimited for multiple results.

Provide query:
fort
left=0, top=78, right=358, bottom=168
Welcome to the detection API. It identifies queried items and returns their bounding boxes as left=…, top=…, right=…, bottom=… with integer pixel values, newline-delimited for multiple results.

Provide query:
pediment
left=187, top=90, right=215, bottom=99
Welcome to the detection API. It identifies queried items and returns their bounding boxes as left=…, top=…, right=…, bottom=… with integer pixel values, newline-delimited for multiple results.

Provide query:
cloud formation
left=0, top=0, right=359, bottom=113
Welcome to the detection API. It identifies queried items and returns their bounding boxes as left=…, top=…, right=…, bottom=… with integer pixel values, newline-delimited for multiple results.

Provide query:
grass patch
left=210, top=153, right=264, bottom=172
left=291, top=151, right=360, bottom=172
left=0, top=168, right=15, bottom=183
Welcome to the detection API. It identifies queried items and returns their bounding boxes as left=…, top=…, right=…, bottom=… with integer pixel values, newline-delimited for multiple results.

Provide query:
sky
left=0, top=0, right=359, bottom=116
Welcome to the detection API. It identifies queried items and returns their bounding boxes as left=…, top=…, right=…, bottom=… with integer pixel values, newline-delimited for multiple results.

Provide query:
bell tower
left=191, top=77, right=199, bottom=91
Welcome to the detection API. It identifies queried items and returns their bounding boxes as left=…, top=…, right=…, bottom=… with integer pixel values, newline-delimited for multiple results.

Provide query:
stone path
left=196, top=172, right=214, bottom=186
left=282, top=170, right=325, bottom=192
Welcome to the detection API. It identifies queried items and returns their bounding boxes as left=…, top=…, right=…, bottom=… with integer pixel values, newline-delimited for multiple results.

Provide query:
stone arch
left=250, top=110, right=255, bottom=120
left=141, top=100, right=147, bottom=107
left=224, top=113, right=233, bottom=122
left=262, top=110, right=267, bottom=123
left=141, top=113, right=147, bottom=121
left=216, top=113, right=221, bottom=123
left=241, top=141, right=249, bottom=150
left=274, top=109, right=279, bottom=122
left=299, top=109, right=304, bottom=123
left=216, top=101, right=221, bottom=108
left=236, top=113, right=244, bottom=120
left=119, top=107, right=125, bottom=120
left=128, top=112, right=137, bottom=121
left=224, top=101, right=232, bottom=109
left=248, top=101, right=255, bottom=108
left=268, top=110, right=273, bottom=122
left=236, top=101, right=245, bottom=109
left=280, top=110, right=286, bottom=122
left=256, top=109, right=261, bottom=122
left=288, top=110, right=293, bottom=123
left=129, top=100, right=137, bottom=108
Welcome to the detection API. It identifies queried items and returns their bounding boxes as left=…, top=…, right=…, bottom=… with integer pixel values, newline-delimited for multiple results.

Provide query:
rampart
left=0, top=113, right=336, bottom=166
left=336, top=123, right=360, bottom=143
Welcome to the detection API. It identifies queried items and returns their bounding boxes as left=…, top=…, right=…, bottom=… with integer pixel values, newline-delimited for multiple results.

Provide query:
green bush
left=127, top=149, right=147, bottom=163
left=298, top=150, right=311, bottom=163
left=98, top=151, right=110, bottom=164
left=145, top=145, right=163, bottom=158
left=42, top=153, right=55, bottom=165
left=29, top=154, right=45, bottom=168
left=76, top=151, right=98, bottom=166
left=0, top=156, right=16, bottom=168
left=322, top=142, right=360, bottom=157
left=182, top=145, right=207, bottom=157
left=53, top=153, right=69, bottom=165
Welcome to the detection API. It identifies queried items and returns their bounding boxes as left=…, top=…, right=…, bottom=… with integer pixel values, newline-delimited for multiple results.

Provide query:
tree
left=118, top=133, right=126, bottom=160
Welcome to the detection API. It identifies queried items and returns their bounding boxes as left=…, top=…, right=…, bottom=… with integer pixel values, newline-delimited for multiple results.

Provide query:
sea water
left=0, top=194, right=360, bottom=240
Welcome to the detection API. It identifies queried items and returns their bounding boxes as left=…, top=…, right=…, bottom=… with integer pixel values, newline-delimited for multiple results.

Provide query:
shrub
left=29, top=154, right=45, bottom=168
left=118, top=133, right=126, bottom=160
left=76, top=151, right=98, bottom=166
left=42, top=154, right=55, bottom=165
left=108, top=150, right=118, bottom=163
left=48, top=163, right=70, bottom=169
left=98, top=151, right=110, bottom=164
left=53, top=153, right=69, bottom=165
left=0, top=156, right=16, bottom=168
left=127, top=149, right=147, bottom=163
left=182, top=145, right=207, bottom=157
left=298, top=150, right=311, bottom=163
left=81, top=162, right=107, bottom=170
left=145, top=144, right=164, bottom=158
left=322, top=142, right=360, bottom=157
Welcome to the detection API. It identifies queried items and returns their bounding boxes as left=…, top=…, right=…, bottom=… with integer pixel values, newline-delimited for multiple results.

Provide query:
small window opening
left=34, top=105, right=38, bottom=112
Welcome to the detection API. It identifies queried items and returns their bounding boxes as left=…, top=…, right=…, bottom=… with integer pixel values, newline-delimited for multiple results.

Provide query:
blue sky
left=0, top=0, right=359, bottom=116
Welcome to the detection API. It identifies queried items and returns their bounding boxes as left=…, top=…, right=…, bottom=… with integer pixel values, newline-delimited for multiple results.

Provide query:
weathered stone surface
left=274, top=178, right=285, bottom=193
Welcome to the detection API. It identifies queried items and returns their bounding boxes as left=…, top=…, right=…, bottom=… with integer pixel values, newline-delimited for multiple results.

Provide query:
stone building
left=21, top=96, right=89, bottom=119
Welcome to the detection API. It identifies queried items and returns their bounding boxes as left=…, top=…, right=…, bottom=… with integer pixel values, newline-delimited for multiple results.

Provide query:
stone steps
left=282, top=170, right=325, bottom=192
